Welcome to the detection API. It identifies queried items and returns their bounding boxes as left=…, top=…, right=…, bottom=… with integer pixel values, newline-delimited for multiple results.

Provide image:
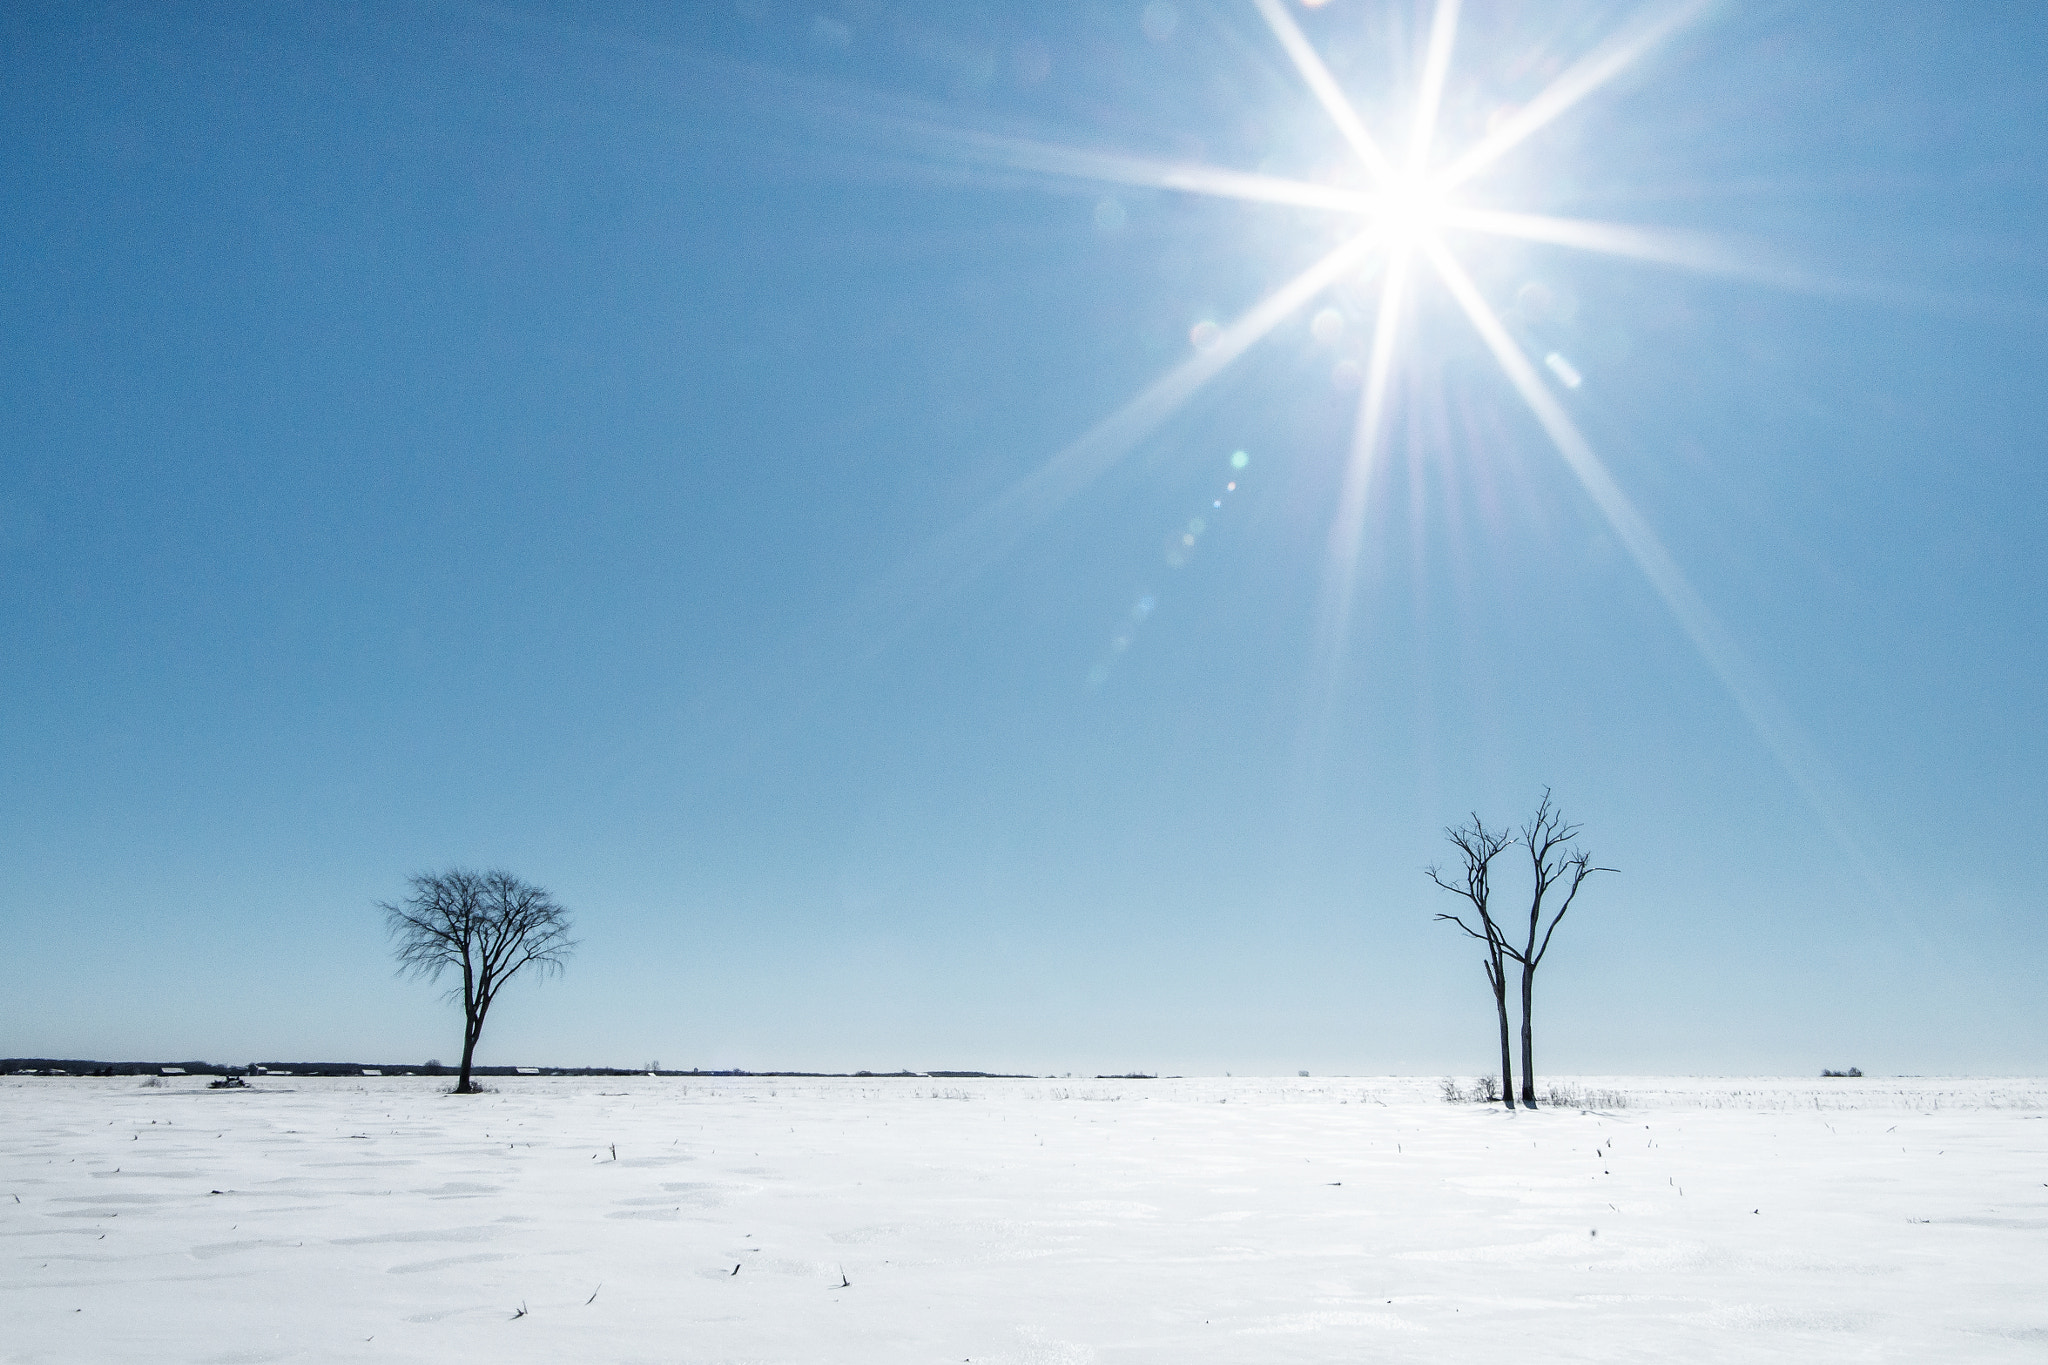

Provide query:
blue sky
left=3, top=1, right=2043, bottom=1075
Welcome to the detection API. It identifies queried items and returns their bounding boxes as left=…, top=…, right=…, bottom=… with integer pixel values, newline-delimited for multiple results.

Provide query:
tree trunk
left=1519, top=963, right=1537, bottom=1107
left=1488, top=958, right=1515, bottom=1110
left=1494, top=989, right=1516, bottom=1110
left=457, top=1018, right=480, bottom=1094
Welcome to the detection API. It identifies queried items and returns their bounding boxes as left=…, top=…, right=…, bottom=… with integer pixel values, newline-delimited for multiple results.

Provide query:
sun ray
left=908, top=122, right=1379, bottom=215
left=858, top=231, right=1383, bottom=641
left=1250, top=0, right=1400, bottom=186
left=1438, top=207, right=1962, bottom=310
left=1433, top=0, right=1713, bottom=194
left=1407, top=0, right=1463, bottom=173
left=1311, top=0, right=1447, bottom=717
left=1319, top=245, right=1413, bottom=668
left=1422, top=238, right=1876, bottom=879
left=1438, top=207, right=1746, bottom=272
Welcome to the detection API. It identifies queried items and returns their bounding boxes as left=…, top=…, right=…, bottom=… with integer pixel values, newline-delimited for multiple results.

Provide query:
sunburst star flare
left=871, top=0, right=1872, bottom=877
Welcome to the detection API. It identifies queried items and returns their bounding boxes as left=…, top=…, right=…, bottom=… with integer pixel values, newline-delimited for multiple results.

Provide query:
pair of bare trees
left=382, top=869, right=576, bottom=1094
left=1429, top=791, right=1611, bottom=1109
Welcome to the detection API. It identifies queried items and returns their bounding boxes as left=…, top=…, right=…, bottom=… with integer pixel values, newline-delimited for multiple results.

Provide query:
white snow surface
left=4, top=1074, right=2044, bottom=1362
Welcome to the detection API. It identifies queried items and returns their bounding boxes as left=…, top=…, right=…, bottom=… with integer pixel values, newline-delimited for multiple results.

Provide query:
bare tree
left=382, top=868, right=577, bottom=1094
left=1428, top=815, right=1517, bottom=1110
left=1503, top=791, right=1614, bottom=1107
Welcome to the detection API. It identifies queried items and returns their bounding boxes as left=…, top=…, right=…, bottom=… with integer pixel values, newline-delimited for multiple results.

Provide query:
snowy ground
left=4, top=1074, right=2044, bottom=1363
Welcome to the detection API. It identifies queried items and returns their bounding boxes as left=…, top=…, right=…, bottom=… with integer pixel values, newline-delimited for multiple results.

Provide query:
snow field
left=3, top=1075, right=2044, bottom=1362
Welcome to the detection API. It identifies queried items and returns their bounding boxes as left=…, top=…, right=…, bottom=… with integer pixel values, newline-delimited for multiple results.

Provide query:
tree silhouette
left=1504, top=791, right=1613, bottom=1106
left=1428, top=815, right=1518, bottom=1110
left=382, top=869, right=576, bottom=1094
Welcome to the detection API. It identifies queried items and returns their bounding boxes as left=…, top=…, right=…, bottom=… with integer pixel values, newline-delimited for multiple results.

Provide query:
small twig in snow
left=586, top=1284, right=601, bottom=1305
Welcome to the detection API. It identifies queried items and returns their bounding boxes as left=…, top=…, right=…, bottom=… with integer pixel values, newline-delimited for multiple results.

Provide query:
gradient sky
left=4, top=1, right=2044, bottom=1076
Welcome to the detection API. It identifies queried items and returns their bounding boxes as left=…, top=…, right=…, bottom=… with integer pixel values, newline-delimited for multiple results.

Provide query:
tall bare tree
left=1503, top=791, right=1613, bottom=1107
left=382, top=868, right=576, bottom=1094
left=1428, top=815, right=1517, bottom=1110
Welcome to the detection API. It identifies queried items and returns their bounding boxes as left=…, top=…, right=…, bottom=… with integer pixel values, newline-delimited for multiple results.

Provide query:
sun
left=1375, top=174, right=1452, bottom=247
